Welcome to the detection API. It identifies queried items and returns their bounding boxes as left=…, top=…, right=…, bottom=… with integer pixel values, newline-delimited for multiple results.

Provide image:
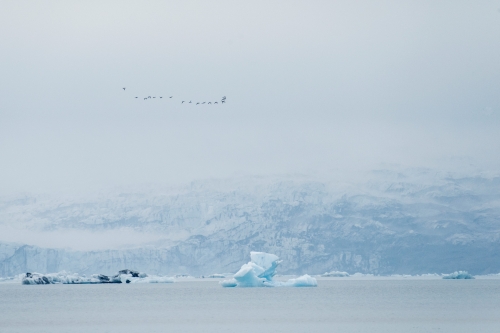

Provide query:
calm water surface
left=0, top=279, right=499, bottom=333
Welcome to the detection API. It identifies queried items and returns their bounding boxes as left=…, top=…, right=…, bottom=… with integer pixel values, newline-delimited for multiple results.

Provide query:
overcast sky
left=1, top=1, right=499, bottom=194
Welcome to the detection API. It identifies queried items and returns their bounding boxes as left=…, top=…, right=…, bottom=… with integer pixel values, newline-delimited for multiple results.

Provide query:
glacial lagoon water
left=1, top=278, right=499, bottom=333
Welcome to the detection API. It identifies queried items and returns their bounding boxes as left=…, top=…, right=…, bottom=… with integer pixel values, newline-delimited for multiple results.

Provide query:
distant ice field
left=1, top=279, right=499, bottom=333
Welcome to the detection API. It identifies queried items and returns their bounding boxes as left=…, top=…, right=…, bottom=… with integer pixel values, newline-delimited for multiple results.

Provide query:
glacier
left=220, top=251, right=317, bottom=287
left=1, top=169, right=500, bottom=277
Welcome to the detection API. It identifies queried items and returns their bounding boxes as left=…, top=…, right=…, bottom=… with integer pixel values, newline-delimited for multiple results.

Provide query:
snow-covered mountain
left=1, top=169, right=499, bottom=277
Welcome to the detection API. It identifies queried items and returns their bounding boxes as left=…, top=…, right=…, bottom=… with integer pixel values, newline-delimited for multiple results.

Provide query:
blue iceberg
left=442, top=271, right=474, bottom=279
left=220, top=251, right=317, bottom=287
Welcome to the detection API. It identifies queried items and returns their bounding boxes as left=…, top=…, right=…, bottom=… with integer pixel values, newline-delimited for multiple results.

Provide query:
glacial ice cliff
left=1, top=169, right=500, bottom=277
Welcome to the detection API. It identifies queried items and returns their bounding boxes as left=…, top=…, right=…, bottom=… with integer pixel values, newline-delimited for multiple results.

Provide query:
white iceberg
left=0, top=276, right=16, bottom=283
left=202, top=274, right=226, bottom=278
left=127, top=276, right=174, bottom=283
left=321, top=271, right=350, bottom=277
left=442, top=271, right=474, bottom=279
left=280, top=274, right=318, bottom=287
left=351, top=273, right=375, bottom=277
left=220, top=251, right=317, bottom=287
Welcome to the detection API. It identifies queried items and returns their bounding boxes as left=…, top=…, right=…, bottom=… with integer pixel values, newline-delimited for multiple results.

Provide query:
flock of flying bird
left=122, top=88, right=226, bottom=105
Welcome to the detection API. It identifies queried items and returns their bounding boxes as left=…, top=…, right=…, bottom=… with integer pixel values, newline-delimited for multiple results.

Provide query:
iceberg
left=202, top=274, right=226, bottom=278
left=351, top=273, right=374, bottom=277
left=21, top=270, right=174, bottom=285
left=281, top=274, right=318, bottom=287
left=220, top=251, right=317, bottom=287
left=22, top=272, right=120, bottom=285
left=321, top=271, right=350, bottom=277
left=118, top=269, right=145, bottom=278
left=442, top=271, right=474, bottom=279
left=128, top=276, right=174, bottom=283
left=0, top=276, right=15, bottom=283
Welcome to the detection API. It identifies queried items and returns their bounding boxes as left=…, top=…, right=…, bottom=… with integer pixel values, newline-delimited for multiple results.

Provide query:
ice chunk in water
left=219, top=279, right=238, bottom=287
left=442, top=271, right=474, bottom=279
left=129, top=276, right=174, bottom=283
left=21, top=270, right=173, bottom=284
left=220, top=251, right=317, bottom=287
left=203, top=274, right=226, bottom=278
left=282, top=274, right=318, bottom=287
left=22, top=272, right=109, bottom=285
left=321, top=271, right=350, bottom=277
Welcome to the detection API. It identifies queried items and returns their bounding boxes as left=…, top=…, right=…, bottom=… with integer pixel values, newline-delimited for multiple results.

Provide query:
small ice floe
left=21, top=269, right=173, bottom=285
left=220, top=251, right=317, bottom=287
left=129, top=276, right=174, bottom=283
left=442, top=271, right=474, bottom=279
left=351, top=273, right=374, bottom=278
left=0, top=276, right=16, bottom=283
left=202, top=274, right=226, bottom=278
left=117, top=270, right=173, bottom=284
left=321, top=271, right=350, bottom=277
left=419, top=273, right=440, bottom=278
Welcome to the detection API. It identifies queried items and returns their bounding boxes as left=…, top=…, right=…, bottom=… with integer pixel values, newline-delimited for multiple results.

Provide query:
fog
left=1, top=1, right=499, bottom=194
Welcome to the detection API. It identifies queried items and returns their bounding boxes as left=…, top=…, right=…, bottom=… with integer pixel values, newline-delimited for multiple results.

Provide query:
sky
left=1, top=1, right=500, bottom=194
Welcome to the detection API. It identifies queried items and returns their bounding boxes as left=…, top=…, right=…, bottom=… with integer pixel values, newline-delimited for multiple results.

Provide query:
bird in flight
left=122, top=87, right=227, bottom=108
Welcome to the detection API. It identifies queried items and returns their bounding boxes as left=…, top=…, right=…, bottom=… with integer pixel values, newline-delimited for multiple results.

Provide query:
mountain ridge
left=1, top=170, right=499, bottom=277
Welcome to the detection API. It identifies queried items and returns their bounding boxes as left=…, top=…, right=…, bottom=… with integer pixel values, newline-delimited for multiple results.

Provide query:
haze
left=1, top=1, right=499, bottom=194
